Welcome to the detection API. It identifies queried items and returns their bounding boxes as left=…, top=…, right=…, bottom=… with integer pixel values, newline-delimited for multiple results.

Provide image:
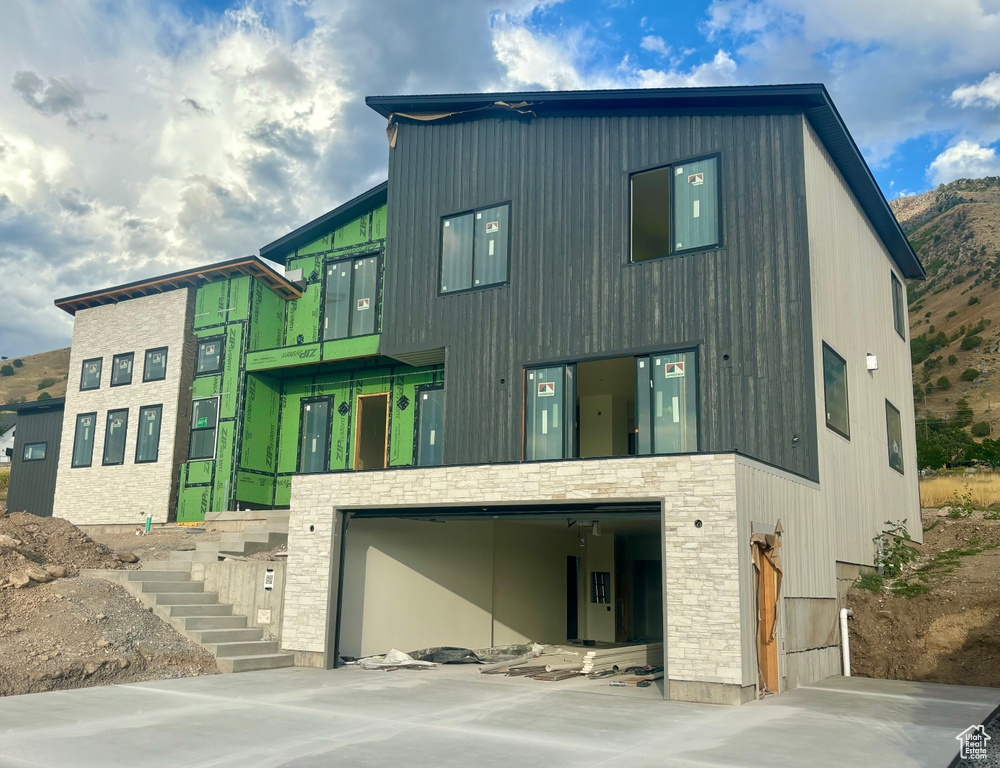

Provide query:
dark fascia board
left=0, top=398, right=65, bottom=414
left=259, top=181, right=388, bottom=263
left=366, top=84, right=924, bottom=281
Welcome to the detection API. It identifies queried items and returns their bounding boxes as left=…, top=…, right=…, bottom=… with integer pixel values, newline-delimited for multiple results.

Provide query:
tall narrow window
left=71, top=412, right=97, bottom=468
left=143, top=347, right=168, bottom=382
left=634, top=350, right=698, bottom=454
left=524, top=365, right=576, bottom=460
left=189, top=398, right=218, bottom=460
left=299, top=397, right=332, bottom=473
left=891, top=273, right=906, bottom=340
left=440, top=203, right=510, bottom=293
left=135, top=405, right=163, bottom=464
left=196, top=336, right=224, bottom=376
left=111, top=352, right=134, bottom=386
left=823, top=343, right=850, bottom=439
left=415, top=384, right=445, bottom=467
left=103, top=409, right=129, bottom=466
left=672, top=157, right=720, bottom=252
left=80, top=358, right=102, bottom=391
left=886, top=400, right=904, bottom=474
left=323, top=254, right=380, bottom=340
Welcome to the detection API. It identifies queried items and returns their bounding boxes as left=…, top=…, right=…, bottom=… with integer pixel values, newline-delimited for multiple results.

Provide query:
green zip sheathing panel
left=249, top=280, right=286, bottom=352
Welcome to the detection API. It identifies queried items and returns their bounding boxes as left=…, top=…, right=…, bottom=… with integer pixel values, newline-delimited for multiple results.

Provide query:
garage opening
left=334, top=504, right=664, bottom=694
left=354, top=393, right=388, bottom=470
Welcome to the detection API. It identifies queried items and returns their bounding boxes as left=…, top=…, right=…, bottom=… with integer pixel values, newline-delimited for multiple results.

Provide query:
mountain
left=890, top=178, right=1000, bottom=443
left=0, top=348, right=71, bottom=411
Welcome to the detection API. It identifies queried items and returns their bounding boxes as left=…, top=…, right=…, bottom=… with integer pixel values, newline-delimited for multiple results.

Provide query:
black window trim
left=296, top=395, right=335, bottom=474
left=102, top=407, right=130, bottom=467
left=22, top=441, right=48, bottom=462
left=71, top=411, right=98, bottom=468
left=320, top=250, right=383, bottom=343
left=822, top=342, right=851, bottom=441
left=110, top=351, right=135, bottom=388
left=188, top=396, right=219, bottom=461
left=134, top=403, right=164, bottom=464
left=885, top=398, right=904, bottom=475
left=628, top=151, right=724, bottom=265
left=437, top=200, right=513, bottom=297
left=195, top=335, right=226, bottom=378
left=412, top=382, right=445, bottom=467
left=143, top=346, right=169, bottom=383
left=80, top=357, right=103, bottom=391
left=891, top=271, right=906, bottom=341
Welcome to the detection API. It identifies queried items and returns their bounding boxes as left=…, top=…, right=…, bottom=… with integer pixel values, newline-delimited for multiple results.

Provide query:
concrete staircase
left=168, top=510, right=290, bottom=564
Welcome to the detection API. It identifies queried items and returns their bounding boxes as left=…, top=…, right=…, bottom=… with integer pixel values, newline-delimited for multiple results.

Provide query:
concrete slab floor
left=0, top=670, right=996, bottom=768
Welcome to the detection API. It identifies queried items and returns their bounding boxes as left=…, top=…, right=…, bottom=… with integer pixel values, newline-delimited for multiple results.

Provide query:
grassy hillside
left=0, top=348, right=71, bottom=407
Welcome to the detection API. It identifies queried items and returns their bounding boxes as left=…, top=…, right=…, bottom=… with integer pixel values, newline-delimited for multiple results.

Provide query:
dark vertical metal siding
left=7, top=408, right=64, bottom=517
left=382, top=109, right=818, bottom=480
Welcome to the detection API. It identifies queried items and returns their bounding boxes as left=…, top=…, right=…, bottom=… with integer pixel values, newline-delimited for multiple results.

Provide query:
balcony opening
left=355, top=393, right=389, bottom=470
left=577, top=357, right=636, bottom=458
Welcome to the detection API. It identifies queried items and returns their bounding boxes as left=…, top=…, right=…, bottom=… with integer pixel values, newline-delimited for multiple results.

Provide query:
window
left=80, top=358, right=102, bottom=391
left=135, top=405, right=163, bottom=464
left=886, top=400, right=904, bottom=474
left=103, top=409, right=129, bottom=466
left=196, top=336, right=224, bottom=376
left=111, top=352, right=134, bottom=386
left=631, top=155, right=720, bottom=262
left=71, top=412, right=97, bottom=468
left=143, top=347, right=168, bottom=382
left=414, top=384, right=444, bottom=466
left=822, top=343, right=850, bottom=439
left=440, top=203, right=510, bottom=293
left=891, top=273, right=906, bottom=340
left=298, top=397, right=332, bottom=473
left=188, top=398, right=218, bottom=460
left=22, top=442, right=47, bottom=461
left=636, top=350, right=699, bottom=454
left=323, top=254, right=380, bottom=340
left=524, top=365, right=576, bottom=460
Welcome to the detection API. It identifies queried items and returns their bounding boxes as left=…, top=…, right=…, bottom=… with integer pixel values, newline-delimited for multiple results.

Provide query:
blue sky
left=2, top=0, right=1000, bottom=356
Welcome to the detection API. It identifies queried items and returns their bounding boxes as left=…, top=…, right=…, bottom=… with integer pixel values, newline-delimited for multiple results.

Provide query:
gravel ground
left=89, top=528, right=221, bottom=562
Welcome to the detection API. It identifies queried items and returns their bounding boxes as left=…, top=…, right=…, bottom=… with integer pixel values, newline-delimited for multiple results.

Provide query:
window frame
left=413, top=382, right=445, bottom=467
left=134, top=404, right=164, bottom=464
left=885, top=399, right=904, bottom=475
left=629, top=152, right=724, bottom=264
left=822, top=342, right=851, bottom=441
left=891, top=272, right=906, bottom=341
left=110, top=352, right=135, bottom=387
left=296, top=395, right=334, bottom=474
left=195, top=335, right=225, bottom=378
left=71, top=411, right=98, bottom=468
left=188, top=396, right=219, bottom=461
left=22, top=442, right=47, bottom=462
left=143, top=347, right=169, bottom=383
left=102, top=408, right=130, bottom=467
left=438, top=201, right=513, bottom=296
left=320, top=251, right=383, bottom=342
left=79, top=357, right=103, bottom=391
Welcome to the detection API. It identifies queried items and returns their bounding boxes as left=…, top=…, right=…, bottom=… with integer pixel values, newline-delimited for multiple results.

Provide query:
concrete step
left=205, top=640, right=280, bottom=658
left=128, top=571, right=190, bottom=582
left=217, top=653, right=295, bottom=673
left=182, top=615, right=249, bottom=631
left=196, top=540, right=245, bottom=553
left=167, top=604, right=233, bottom=618
left=169, top=549, right=221, bottom=563
left=187, top=627, right=263, bottom=644
left=140, top=560, right=193, bottom=572
left=244, top=523, right=289, bottom=535
left=154, top=591, right=219, bottom=605
left=142, top=580, right=204, bottom=594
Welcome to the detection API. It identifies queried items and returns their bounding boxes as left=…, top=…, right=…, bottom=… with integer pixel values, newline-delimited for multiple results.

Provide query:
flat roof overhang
left=54, top=256, right=302, bottom=316
left=341, top=500, right=662, bottom=522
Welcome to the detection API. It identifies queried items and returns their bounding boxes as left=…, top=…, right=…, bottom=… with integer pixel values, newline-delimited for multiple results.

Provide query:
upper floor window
left=822, top=343, right=850, bottom=439
left=196, top=336, right=224, bottom=376
left=324, top=254, right=379, bottom=340
left=414, top=384, right=445, bottom=467
left=135, top=404, right=163, bottom=463
left=22, top=442, right=47, bottom=462
left=189, top=397, right=219, bottom=460
left=440, top=203, right=509, bottom=294
left=103, top=408, right=129, bottom=466
left=143, top=347, right=168, bottom=382
left=71, top=412, right=96, bottom=468
left=631, top=155, right=720, bottom=261
left=111, top=353, right=134, bottom=387
left=80, top=358, right=102, bottom=391
left=885, top=399, right=903, bottom=474
left=891, top=273, right=906, bottom=340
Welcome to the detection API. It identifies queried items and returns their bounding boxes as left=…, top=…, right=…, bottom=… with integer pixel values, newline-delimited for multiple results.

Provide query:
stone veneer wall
left=282, top=453, right=744, bottom=687
left=52, top=289, right=193, bottom=525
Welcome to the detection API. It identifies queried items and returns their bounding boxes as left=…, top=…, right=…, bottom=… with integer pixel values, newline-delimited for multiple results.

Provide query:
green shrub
left=0, top=365, right=13, bottom=377
left=924, top=311, right=932, bottom=318
left=961, top=368, right=981, bottom=381
left=892, top=581, right=931, bottom=598
left=947, top=310, right=958, bottom=318
left=972, top=421, right=991, bottom=437
left=969, top=295, right=980, bottom=305
left=935, top=376, right=951, bottom=390
left=961, top=334, right=983, bottom=350
left=36, top=391, right=52, bottom=401
left=12, top=358, right=23, bottom=368
left=0, top=469, right=9, bottom=494
left=956, top=398, right=974, bottom=427
left=873, top=521, right=918, bottom=576
left=36, top=377, right=57, bottom=390
left=854, top=573, right=885, bottom=592
left=984, top=509, right=1000, bottom=520
left=923, top=356, right=942, bottom=371
left=925, top=382, right=934, bottom=394
left=948, top=354, right=958, bottom=365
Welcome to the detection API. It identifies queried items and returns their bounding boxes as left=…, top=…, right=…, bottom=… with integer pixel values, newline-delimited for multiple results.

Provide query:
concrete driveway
left=0, top=669, right=996, bottom=768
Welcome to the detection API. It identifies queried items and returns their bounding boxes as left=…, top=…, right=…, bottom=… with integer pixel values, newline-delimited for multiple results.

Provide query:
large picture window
left=323, top=254, right=380, bottom=341
left=143, top=347, right=168, bottom=382
left=891, top=273, right=906, bottom=340
left=102, top=409, right=129, bottom=466
left=886, top=400, right=904, bottom=474
left=631, top=155, right=720, bottom=261
left=188, top=398, right=218, bottom=460
left=196, top=336, right=224, bottom=376
left=111, top=352, right=134, bottom=387
left=135, top=405, right=163, bottom=464
left=71, top=412, right=97, bottom=468
left=823, top=343, right=850, bottom=439
left=80, top=358, right=102, bottom=391
left=440, top=203, right=509, bottom=294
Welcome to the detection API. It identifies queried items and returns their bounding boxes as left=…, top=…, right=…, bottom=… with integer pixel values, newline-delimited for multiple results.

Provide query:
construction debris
left=357, top=649, right=437, bottom=670
left=579, top=643, right=663, bottom=675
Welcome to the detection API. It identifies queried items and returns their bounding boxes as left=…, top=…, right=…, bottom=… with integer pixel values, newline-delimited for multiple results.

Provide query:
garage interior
left=335, top=505, right=664, bottom=675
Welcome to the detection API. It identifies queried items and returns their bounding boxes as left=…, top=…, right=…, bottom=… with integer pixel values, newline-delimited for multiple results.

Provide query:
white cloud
left=928, top=140, right=1000, bottom=185
left=952, top=72, right=1000, bottom=108
left=640, top=35, right=670, bottom=57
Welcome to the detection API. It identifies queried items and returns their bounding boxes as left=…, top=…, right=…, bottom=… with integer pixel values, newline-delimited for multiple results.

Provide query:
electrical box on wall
left=866, top=354, right=878, bottom=371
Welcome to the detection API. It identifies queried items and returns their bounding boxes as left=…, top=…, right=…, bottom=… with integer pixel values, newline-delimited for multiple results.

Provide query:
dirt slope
left=0, top=347, right=70, bottom=406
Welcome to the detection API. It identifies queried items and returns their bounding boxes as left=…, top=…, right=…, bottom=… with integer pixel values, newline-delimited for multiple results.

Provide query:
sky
left=2, top=0, right=1000, bottom=357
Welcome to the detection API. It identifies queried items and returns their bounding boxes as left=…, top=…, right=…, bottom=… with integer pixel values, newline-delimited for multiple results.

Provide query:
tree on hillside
left=12, top=358, right=23, bottom=368
left=0, top=365, right=13, bottom=377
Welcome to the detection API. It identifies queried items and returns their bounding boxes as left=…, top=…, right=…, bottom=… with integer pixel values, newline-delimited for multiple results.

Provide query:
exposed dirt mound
left=848, top=511, right=1000, bottom=687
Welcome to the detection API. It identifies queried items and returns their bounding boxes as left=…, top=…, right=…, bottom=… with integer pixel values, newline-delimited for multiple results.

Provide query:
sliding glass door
left=524, top=365, right=576, bottom=460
